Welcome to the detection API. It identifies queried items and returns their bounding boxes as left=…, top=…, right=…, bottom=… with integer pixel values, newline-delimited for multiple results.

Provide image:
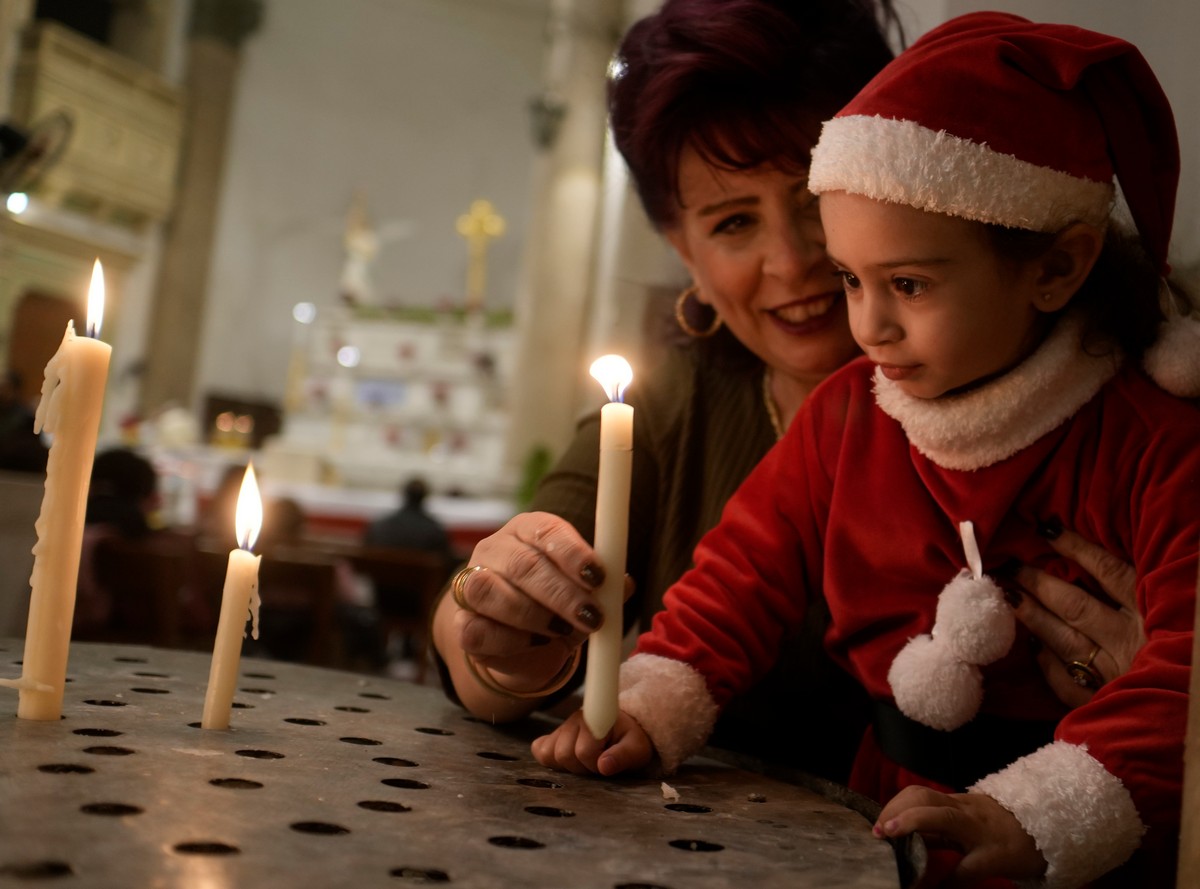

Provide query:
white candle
left=582, top=355, right=634, bottom=740
left=1, top=260, right=112, bottom=720
left=201, top=463, right=263, bottom=730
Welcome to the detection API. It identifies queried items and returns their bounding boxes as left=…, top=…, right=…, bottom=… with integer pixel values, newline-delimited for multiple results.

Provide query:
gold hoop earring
left=675, top=285, right=723, bottom=338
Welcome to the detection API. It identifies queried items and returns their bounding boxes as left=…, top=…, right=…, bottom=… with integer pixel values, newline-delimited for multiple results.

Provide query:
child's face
left=820, top=192, right=1047, bottom=399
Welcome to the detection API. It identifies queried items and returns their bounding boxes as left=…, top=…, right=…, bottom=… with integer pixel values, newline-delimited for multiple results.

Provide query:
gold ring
left=452, top=565, right=486, bottom=611
left=1067, top=645, right=1103, bottom=690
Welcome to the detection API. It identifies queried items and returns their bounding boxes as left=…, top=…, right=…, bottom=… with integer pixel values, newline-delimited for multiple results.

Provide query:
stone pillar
left=138, top=0, right=260, bottom=417
left=504, top=0, right=621, bottom=474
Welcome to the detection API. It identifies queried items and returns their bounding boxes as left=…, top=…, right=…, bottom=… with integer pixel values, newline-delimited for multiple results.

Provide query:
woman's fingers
left=463, top=513, right=607, bottom=635
left=1043, top=527, right=1136, bottom=610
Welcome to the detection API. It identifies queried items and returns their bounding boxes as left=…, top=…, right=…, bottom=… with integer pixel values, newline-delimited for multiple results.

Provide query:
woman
left=430, top=0, right=1141, bottom=781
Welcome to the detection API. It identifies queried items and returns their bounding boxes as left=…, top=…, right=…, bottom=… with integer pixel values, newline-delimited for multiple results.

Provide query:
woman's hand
left=531, top=710, right=654, bottom=776
left=431, top=512, right=620, bottom=718
left=875, top=786, right=1045, bottom=887
left=1013, top=525, right=1144, bottom=708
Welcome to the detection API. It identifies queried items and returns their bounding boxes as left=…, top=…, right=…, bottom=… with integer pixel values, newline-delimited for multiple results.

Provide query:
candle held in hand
left=582, top=355, right=633, bottom=740
left=5, top=260, right=112, bottom=720
left=201, top=463, right=263, bottom=730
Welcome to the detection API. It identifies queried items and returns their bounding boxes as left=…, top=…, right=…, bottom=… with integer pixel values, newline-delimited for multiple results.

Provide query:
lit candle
left=0, top=260, right=112, bottom=720
left=582, top=355, right=633, bottom=740
left=201, top=463, right=263, bottom=730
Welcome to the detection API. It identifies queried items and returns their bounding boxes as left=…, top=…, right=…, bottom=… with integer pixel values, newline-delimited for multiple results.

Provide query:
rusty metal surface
left=0, top=639, right=901, bottom=888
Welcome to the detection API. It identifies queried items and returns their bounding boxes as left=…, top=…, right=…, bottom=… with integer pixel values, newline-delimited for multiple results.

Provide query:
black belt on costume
left=871, top=701, right=1056, bottom=791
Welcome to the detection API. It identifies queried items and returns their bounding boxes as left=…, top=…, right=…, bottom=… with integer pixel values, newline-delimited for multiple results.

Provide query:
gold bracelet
left=463, top=646, right=582, bottom=701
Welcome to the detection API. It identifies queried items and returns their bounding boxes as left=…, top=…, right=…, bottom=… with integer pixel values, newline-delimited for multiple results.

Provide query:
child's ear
left=1034, top=222, right=1105, bottom=312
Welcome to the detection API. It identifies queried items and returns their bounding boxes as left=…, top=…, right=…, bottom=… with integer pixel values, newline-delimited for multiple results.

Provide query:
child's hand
left=531, top=710, right=654, bottom=776
left=874, top=786, right=1046, bottom=885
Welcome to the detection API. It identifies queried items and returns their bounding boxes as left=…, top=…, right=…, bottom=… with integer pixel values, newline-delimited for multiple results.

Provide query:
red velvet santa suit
left=617, top=316, right=1199, bottom=888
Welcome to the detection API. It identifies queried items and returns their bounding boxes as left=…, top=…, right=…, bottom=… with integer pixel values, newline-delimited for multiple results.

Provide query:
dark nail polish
left=530, top=633, right=551, bottom=647
left=576, top=604, right=602, bottom=630
left=547, top=616, right=572, bottom=636
left=1037, top=517, right=1063, bottom=540
left=580, top=563, right=605, bottom=587
left=1002, top=586, right=1022, bottom=608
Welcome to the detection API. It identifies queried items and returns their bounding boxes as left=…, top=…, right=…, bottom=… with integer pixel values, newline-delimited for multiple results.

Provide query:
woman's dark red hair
left=609, top=0, right=898, bottom=229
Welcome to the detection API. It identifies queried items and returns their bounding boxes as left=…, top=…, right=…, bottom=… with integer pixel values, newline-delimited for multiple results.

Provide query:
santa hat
left=809, top=11, right=1200, bottom=396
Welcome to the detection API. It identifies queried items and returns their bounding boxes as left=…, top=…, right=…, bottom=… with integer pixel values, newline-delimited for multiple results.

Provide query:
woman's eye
left=893, top=277, right=926, bottom=300
left=712, top=213, right=753, bottom=235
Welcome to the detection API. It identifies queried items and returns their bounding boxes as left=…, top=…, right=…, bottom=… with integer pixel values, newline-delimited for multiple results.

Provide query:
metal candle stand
left=1, top=639, right=903, bottom=888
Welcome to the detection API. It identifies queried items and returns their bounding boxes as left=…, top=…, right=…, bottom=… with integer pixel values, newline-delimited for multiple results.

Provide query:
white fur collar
left=873, top=315, right=1120, bottom=470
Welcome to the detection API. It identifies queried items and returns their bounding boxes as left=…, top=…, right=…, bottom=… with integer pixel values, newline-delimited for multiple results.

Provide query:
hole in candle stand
left=38, top=763, right=94, bottom=774
left=235, top=749, right=285, bottom=760
left=414, top=727, right=453, bottom=736
left=341, top=736, right=382, bottom=746
left=81, top=802, right=143, bottom=816
left=665, top=804, right=712, bottom=814
left=186, top=722, right=202, bottom=728
left=359, top=692, right=390, bottom=700
left=476, top=751, right=518, bottom=761
left=284, top=718, right=326, bottom=726
left=487, top=836, right=544, bottom=850
left=516, top=778, right=562, bottom=789
left=0, top=860, right=74, bottom=879
left=73, top=728, right=122, bottom=737
left=374, top=757, right=419, bottom=767
left=667, top=839, right=723, bottom=853
left=524, top=806, right=574, bottom=818
left=239, top=687, right=273, bottom=695
left=130, top=687, right=170, bottom=695
left=358, top=800, right=412, bottom=813
left=336, top=705, right=370, bottom=713
left=114, top=656, right=148, bottom=663
left=615, top=883, right=673, bottom=889
left=231, top=702, right=254, bottom=709
left=389, top=867, right=450, bottom=883
left=381, top=778, right=430, bottom=790
left=290, top=821, right=350, bottom=835
left=173, top=841, right=239, bottom=856
left=243, top=672, right=276, bottom=679
left=83, top=699, right=126, bottom=707
left=132, top=671, right=171, bottom=678
left=210, top=778, right=263, bottom=790
left=82, top=746, right=135, bottom=756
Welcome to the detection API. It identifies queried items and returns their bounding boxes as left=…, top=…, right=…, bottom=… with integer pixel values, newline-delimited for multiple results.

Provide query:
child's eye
left=893, top=277, right=926, bottom=300
left=835, top=270, right=860, bottom=291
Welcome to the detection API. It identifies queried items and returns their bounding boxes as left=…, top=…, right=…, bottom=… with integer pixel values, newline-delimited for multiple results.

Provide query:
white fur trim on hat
left=809, top=115, right=1114, bottom=232
left=618, top=653, right=717, bottom=775
left=873, top=313, right=1118, bottom=470
left=971, top=741, right=1145, bottom=888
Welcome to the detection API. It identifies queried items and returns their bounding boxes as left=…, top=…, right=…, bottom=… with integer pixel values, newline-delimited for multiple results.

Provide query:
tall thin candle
left=582, top=355, right=633, bottom=740
left=1, top=260, right=112, bottom=720
left=201, top=463, right=263, bottom=730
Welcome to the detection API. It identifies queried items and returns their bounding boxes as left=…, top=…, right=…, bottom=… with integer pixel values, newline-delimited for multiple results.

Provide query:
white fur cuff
left=971, top=741, right=1145, bottom=888
left=618, top=653, right=718, bottom=774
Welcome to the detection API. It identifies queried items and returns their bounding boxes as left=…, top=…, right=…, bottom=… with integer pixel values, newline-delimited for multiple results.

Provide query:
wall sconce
left=529, top=92, right=568, bottom=150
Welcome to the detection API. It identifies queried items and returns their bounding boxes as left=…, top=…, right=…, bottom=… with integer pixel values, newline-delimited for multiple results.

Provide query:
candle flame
left=235, top=463, right=263, bottom=551
left=87, top=259, right=105, bottom=339
left=589, top=354, right=633, bottom=403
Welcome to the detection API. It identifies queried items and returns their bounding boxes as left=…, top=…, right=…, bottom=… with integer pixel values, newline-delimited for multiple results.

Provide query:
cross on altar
left=456, top=199, right=506, bottom=312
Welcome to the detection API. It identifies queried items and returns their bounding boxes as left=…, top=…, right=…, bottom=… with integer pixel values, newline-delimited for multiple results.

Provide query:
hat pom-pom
left=935, top=571, right=1015, bottom=664
left=888, top=634, right=984, bottom=731
left=1143, top=310, right=1200, bottom=397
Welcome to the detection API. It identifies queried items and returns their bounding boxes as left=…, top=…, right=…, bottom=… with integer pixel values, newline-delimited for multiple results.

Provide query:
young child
left=532, top=12, right=1200, bottom=888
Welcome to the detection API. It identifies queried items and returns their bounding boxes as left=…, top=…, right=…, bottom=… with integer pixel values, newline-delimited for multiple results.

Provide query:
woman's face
left=664, top=146, right=860, bottom=386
